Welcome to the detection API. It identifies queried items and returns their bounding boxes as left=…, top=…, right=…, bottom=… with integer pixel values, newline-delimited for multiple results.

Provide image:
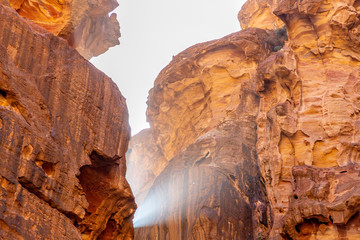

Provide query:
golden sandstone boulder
left=127, top=0, right=360, bottom=239
left=9, top=0, right=120, bottom=59
left=0, top=1, right=135, bottom=239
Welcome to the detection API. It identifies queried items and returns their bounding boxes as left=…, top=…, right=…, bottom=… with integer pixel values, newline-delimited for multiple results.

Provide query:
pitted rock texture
left=127, top=0, right=360, bottom=239
left=0, top=2, right=135, bottom=239
left=9, top=0, right=120, bottom=59
left=253, top=0, right=360, bottom=238
left=281, top=165, right=360, bottom=239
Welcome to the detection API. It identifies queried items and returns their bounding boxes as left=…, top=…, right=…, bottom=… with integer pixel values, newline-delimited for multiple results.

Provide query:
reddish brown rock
left=146, top=29, right=283, bottom=162
left=0, top=2, right=135, bottom=239
left=9, top=0, right=120, bottom=59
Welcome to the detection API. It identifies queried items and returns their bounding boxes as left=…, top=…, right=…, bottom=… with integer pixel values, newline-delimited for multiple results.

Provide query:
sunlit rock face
left=9, top=0, right=120, bottom=59
left=128, top=0, right=360, bottom=239
left=238, top=0, right=284, bottom=30
left=146, top=29, right=284, bottom=162
left=0, top=2, right=135, bottom=239
left=129, top=29, right=280, bottom=239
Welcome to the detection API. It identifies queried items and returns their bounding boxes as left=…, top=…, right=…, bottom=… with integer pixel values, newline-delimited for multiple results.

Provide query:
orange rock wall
left=0, top=2, right=135, bottom=239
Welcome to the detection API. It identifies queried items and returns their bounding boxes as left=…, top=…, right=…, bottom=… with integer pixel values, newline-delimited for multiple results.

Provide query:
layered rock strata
left=9, top=0, right=121, bottom=59
left=0, top=2, right=135, bottom=239
left=128, top=0, right=360, bottom=239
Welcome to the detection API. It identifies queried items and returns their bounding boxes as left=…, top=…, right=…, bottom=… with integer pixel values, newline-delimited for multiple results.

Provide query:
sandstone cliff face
left=129, top=29, right=283, bottom=239
left=0, top=2, right=135, bottom=239
left=249, top=0, right=360, bottom=238
left=127, top=0, right=360, bottom=239
left=9, top=0, right=120, bottom=59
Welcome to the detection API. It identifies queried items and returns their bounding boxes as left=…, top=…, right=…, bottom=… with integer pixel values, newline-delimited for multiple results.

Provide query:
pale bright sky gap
left=91, top=0, right=247, bottom=135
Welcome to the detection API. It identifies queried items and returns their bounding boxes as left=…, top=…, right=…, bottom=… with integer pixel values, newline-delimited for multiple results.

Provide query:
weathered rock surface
left=282, top=165, right=360, bottom=239
left=238, top=0, right=284, bottom=30
left=252, top=0, right=360, bottom=238
left=0, top=2, right=135, bottom=239
left=127, top=0, right=360, bottom=239
left=129, top=29, right=280, bottom=239
left=9, top=0, right=120, bottom=59
left=146, top=29, right=283, bottom=162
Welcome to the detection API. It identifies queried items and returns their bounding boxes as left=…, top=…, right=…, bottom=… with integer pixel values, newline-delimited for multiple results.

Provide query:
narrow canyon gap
left=1, top=0, right=360, bottom=239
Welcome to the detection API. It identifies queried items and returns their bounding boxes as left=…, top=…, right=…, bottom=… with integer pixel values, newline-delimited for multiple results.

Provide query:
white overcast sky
left=91, top=0, right=247, bottom=135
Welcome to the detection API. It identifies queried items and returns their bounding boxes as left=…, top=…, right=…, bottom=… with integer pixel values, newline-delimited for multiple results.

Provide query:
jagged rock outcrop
left=0, top=1, right=135, bottom=239
left=249, top=0, right=360, bottom=238
left=127, top=0, right=360, bottom=239
left=238, top=0, right=284, bottom=30
left=9, top=0, right=120, bottom=59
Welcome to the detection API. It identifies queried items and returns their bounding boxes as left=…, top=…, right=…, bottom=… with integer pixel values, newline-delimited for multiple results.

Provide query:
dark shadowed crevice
left=77, top=150, right=120, bottom=213
left=76, top=150, right=134, bottom=239
left=0, top=89, right=7, bottom=98
left=97, top=219, right=117, bottom=240
left=41, top=162, right=55, bottom=176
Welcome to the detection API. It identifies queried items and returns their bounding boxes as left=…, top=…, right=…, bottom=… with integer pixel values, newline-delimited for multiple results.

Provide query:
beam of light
left=126, top=119, right=268, bottom=239
left=131, top=169, right=188, bottom=229
left=130, top=165, right=234, bottom=229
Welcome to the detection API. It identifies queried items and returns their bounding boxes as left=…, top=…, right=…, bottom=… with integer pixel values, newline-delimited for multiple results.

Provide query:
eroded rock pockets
left=242, top=0, right=360, bottom=239
left=280, top=165, right=360, bottom=239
